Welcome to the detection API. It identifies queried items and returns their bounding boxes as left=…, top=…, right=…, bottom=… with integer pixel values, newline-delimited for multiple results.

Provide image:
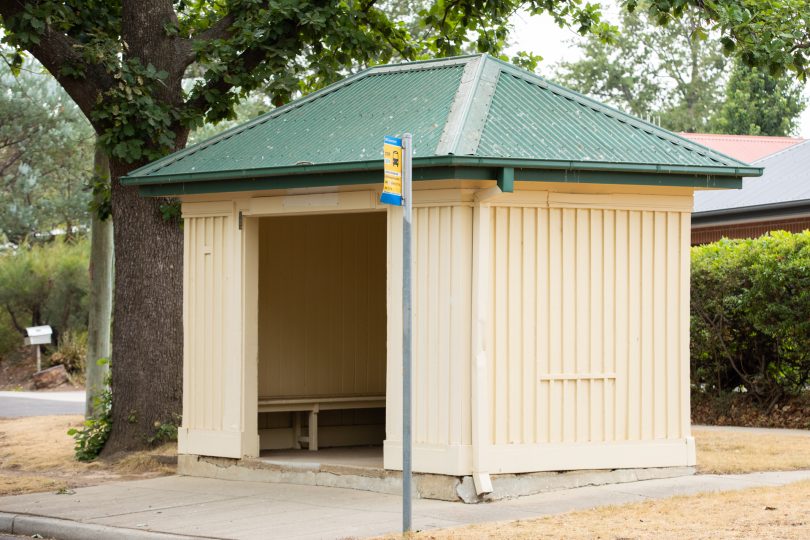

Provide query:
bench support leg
left=292, top=412, right=302, bottom=449
left=308, top=408, right=319, bottom=451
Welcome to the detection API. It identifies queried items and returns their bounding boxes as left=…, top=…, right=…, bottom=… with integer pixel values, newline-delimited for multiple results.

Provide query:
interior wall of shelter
left=257, top=212, right=387, bottom=399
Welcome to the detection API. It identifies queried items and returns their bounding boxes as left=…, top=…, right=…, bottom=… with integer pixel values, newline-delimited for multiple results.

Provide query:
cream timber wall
left=178, top=182, right=696, bottom=475
left=383, top=184, right=696, bottom=475
left=179, top=200, right=259, bottom=459
left=257, top=213, right=387, bottom=399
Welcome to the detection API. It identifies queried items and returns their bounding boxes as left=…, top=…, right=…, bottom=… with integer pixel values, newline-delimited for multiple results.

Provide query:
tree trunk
left=102, top=159, right=183, bottom=453
left=85, top=142, right=114, bottom=419
left=100, top=0, right=187, bottom=453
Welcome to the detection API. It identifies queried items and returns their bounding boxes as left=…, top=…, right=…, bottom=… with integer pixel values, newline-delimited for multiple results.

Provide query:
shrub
left=49, top=330, right=87, bottom=375
left=68, top=358, right=111, bottom=461
left=691, top=231, right=810, bottom=410
left=0, top=239, right=89, bottom=357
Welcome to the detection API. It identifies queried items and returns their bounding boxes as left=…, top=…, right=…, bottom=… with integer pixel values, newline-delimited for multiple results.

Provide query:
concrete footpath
left=1, top=470, right=810, bottom=540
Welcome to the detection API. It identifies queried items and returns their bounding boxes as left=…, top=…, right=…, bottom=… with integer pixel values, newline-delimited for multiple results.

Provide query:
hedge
left=691, top=230, right=810, bottom=410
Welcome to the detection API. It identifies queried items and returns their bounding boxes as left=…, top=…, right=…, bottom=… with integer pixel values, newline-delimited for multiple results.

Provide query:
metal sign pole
left=402, top=132, right=413, bottom=534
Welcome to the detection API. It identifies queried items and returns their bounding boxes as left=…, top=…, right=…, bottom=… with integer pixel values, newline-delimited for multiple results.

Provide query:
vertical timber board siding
left=487, top=194, right=693, bottom=459
left=184, top=214, right=233, bottom=433
left=385, top=201, right=473, bottom=471
left=411, top=205, right=473, bottom=447
left=257, top=213, right=386, bottom=398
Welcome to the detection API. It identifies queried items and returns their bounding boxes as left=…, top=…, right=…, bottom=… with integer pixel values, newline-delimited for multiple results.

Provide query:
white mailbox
left=24, top=325, right=53, bottom=346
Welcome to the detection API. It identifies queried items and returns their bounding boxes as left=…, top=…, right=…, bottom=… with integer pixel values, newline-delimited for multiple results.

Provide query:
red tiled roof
left=678, top=133, right=804, bottom=164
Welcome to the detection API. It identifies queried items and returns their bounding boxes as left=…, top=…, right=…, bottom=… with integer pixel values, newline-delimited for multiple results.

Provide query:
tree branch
left=0, top=0, right=113, bottom=121
left=177, top=13, right=236, bottom=69
left=182, top=45, right=268, bottom=116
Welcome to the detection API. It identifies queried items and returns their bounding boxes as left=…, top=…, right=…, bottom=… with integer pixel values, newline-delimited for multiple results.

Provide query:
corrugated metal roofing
left=694, top=139, right=810, bottom=214
left=125, top=54, right=759, bottom=184
left=151, top=65, right=464, bottom=176
left=479, top=72, right=727, bottom=166
left=679, top=133, right=805, bottom=163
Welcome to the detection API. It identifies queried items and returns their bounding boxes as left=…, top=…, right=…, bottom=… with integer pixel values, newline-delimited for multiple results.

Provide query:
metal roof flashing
left=123, top=54, right=760, bottom=194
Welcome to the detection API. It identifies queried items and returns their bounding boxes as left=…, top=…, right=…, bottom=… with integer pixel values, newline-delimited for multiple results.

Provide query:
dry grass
left=693, top=428, right=810, bottom=474
left=383, top=429, right=810, bottom=540
left=0, top=415, right=175, bottom=496
left=393, top=480, right=810, bottom=539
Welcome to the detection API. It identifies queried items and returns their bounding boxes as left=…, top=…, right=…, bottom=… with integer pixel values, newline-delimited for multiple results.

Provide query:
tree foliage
left=691, top=231, right=810, bottom=410
left=556, top=4, right=808, bottom=135
left=0, top=239, right=90, bottom=355
left=632, top=0, right=810, bottom=79
left=0, top=51, right=93, bottom=244
left=711, top=59, right=807, bottom=136
left=555, top=8, right=726, bottom=132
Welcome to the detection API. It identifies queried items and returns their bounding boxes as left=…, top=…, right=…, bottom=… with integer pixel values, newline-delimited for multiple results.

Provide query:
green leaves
left=691, top=231, right=810, bottom=406
left=92, top=58, right=177, bottom=163
left=644, top=0, right=810, bottom=79
left=0, top=51, right=94, bottom=244
left=68, top=359, right=112, bottom=461
left=555, top=8, right=727, bottom=133
left=710, top=59, right=807, bottom=136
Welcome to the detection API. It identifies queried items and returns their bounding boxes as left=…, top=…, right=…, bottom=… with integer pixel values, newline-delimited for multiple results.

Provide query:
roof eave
left=122, top=155, right=761, bottom=187
left=693, top=199, right=810, bottom=225
left=124, top=156, right=750, bottom=197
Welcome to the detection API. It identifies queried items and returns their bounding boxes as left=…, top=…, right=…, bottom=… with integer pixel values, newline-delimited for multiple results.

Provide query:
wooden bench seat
left=258, top=395, right=385, bottom=451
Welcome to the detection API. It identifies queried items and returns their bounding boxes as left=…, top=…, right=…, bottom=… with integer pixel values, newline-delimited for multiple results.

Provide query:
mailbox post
left=25, top=325, right=53, bottom=372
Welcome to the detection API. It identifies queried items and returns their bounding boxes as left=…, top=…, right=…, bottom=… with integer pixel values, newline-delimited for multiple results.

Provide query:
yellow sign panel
left=381, top=136, right=403, bottom=205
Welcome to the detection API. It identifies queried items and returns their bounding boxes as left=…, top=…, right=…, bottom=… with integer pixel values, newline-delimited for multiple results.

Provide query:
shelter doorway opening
left=255, top=211, right=387, bottom=464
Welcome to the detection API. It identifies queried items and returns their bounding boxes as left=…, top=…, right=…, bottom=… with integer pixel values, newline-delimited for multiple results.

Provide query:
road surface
left=0, top=391, right=84, bottom=417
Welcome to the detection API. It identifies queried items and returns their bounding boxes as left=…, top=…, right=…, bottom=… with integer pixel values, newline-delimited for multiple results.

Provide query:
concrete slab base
left=178, top=454, right=695, bottom=503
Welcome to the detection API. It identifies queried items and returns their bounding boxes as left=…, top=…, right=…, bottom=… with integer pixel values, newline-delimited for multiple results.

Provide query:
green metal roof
left=124, top=54, right=761, bottom=194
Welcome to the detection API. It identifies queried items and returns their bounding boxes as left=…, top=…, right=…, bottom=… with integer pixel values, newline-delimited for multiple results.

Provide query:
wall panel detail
left=181, top=203, right=259, bottom=459
left=184, top=215, right=232, bottom=432
left=487, top=202, right=692, bottom=450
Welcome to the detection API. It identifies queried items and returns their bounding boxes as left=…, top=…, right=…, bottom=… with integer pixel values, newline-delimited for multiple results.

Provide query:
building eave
left=692, top=199, right=810, bottom=226
left=124, top=156, right=750, bottom=197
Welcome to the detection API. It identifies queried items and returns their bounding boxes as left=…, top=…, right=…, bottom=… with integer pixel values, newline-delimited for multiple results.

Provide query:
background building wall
left=691, top=215, right=810, bottom=244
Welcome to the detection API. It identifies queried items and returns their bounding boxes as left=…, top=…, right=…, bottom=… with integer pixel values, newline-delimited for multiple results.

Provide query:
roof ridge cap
left=753, top=138, right=810, bottom=164
left=434, top=55, right=487, bottom=155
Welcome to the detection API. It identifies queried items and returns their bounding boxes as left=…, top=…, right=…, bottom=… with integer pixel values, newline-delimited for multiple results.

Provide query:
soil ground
left=692, top=392, right=810, bottom=430
left=0, top=415, right=174, bottom=497
left=0, top=348, right=81, bottom=391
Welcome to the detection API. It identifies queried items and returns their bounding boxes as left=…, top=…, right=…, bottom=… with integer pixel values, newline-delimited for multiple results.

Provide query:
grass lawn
left=693, top=427, right=810, bottom=474
left=398, top=480, right=810, bottom=539
left=0, top=415, right=175, bottom=497
left=387, top=428, right=810, bottom=540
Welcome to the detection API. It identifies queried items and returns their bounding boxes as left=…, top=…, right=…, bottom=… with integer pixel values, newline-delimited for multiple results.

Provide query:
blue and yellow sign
left=380, top=135, right=403, bottom=206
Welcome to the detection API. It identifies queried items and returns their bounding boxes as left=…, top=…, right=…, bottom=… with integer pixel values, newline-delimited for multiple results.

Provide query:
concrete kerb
left=0, top=512, right=215, bottom=540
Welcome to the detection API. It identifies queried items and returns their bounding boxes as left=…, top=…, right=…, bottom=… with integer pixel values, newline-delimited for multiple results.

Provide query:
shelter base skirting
left=178, top=427, right=259, bottom=459
left=483, top=438, right=697, bottom=474
left=383, top=441, right=473, bottom=476
left=177, top=454, right=695, bottom=503
left=384, top=438, right=695, bottom=476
